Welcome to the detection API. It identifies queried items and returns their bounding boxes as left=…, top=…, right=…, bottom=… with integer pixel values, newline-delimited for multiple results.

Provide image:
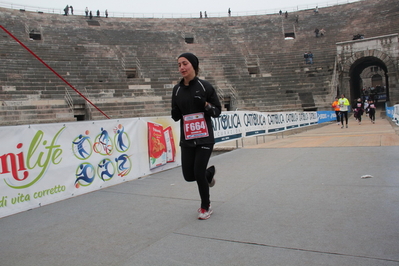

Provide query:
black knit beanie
left=178, top=53, right=199, bottom=73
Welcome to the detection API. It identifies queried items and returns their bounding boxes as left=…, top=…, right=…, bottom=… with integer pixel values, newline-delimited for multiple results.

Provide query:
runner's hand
left=194, top=95, right=206, bottom=108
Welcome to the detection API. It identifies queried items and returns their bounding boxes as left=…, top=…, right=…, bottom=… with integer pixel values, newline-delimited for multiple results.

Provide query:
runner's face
left=178, top=57, right=195, bottom=80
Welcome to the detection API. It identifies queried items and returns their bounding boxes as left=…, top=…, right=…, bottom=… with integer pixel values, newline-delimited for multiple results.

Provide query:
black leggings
left=369, top=110, right=375, bottom=121
left=335, top=111, right=340, bottom=122
left=355, top=111, right=362, bottom=122
left=340, top=111, right=348, bottom=125
left=181, top=144, right=214, bottom=210
left=357, top=113, right=362, bottom=122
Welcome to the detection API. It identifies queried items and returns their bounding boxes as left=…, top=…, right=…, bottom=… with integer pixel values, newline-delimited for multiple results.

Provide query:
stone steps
left=0, top=0, right=398, bottom=125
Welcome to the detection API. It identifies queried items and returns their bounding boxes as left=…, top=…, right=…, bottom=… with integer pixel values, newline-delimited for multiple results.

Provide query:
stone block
left=2, top=86, right=16, bottom=91
left=128, top=85, right=152, bottom=90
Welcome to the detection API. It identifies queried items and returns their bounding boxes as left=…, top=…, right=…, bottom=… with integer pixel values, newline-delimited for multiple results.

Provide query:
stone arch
left=341, top=49, right=396, bottom=74
left=339, top=49, right=397, bottom=104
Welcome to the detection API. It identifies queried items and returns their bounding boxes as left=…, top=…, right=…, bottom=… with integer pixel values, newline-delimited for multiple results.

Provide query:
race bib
left=183, top=113, right=209, bottom=140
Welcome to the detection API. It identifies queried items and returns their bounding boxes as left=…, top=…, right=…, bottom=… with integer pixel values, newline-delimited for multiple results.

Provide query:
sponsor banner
left=148, top=121, right=168, bottom=169
left=0, top=117, right=181, bottom=218
left=0, top=110, right=329, bottom=218
left=298, top=112, right=310, bottom=127
left=317, top=111, right=336, bottom=123
left=212, top=111, right=269, bottom=141
left=284, top=112, right=300, bottom=130
left=385, top=104, right=394, bottom=119
left=309, top=112, right=319, bottom=125
left=164, top=126, right=176, bottom=163
left=267, top=112, right=286, bottom=133
left=240, top=111, right=268, bottom=137
left=377, top=94, right=387, bottom=101
left=212, top=111, right=319, bottom=140
left=297, top=111, right=318, bottom=127
left=212, top=112, right=243, bottom=142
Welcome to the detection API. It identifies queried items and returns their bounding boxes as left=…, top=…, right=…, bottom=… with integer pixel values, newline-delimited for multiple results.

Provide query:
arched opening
left=371, top=74, right=383, bottom=87
left=349, top=56, right=389, bottom=106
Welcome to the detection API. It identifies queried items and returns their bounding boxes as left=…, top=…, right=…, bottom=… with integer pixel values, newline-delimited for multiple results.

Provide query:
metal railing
left=64, top=87, right=74, bottom=112
left=0, top=0, right=362, bottom=19
left=330, top=56, right=339, bottom=97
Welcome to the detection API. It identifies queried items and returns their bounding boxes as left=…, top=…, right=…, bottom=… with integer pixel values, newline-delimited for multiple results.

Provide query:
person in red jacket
left=331, top=97, right=340, bottom=125
left=171, top=53, right=221, bottom=220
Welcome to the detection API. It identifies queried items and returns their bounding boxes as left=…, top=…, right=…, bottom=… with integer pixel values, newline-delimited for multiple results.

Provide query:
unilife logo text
left=0, top=127, right=65, bottom=189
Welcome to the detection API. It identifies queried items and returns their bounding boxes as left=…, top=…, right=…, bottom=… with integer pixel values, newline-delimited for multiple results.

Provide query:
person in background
left=171, top=53, right=221, bottom=220
left=303, top=52, right=309, bottom=64
left=332, top=97, right=340, bottom=125
left=353, top=98, right=364, bottom=125
left=338, top=94, right=350, bottom=128
left=367, top=100, right=376, bottom=123
left=314, top=28, right=319, bottom=37
left=64, top=5, right=69, bottom=16
left=308, top=51, right=314, bottom=64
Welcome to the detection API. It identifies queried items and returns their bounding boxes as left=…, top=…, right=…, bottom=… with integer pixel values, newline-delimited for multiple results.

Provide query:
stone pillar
left=388, top=73, right=399, bottom=104
left=338, top=74, right=351, bottom=98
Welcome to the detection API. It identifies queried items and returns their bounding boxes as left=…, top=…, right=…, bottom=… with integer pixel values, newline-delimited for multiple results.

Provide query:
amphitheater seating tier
left=1, top=0, right=398, bottom=125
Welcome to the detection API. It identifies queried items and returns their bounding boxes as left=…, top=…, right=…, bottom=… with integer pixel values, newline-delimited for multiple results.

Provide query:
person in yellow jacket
left=338, top=94, right=350, bottom=128
left=331, top=97, right=340, bottom=125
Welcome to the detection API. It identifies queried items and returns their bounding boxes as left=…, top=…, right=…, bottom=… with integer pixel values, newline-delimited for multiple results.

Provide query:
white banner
left=0, top=111, right=319, bottom=218
left=0, top=117, right=181, bottom=218
left=212, top=111, right=318, bottom=141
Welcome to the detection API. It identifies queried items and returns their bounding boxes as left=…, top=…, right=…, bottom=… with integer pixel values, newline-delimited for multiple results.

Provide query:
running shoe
left=198, top=205, right=212, bottom=213
left=198, top=206, right=213, bottom=220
